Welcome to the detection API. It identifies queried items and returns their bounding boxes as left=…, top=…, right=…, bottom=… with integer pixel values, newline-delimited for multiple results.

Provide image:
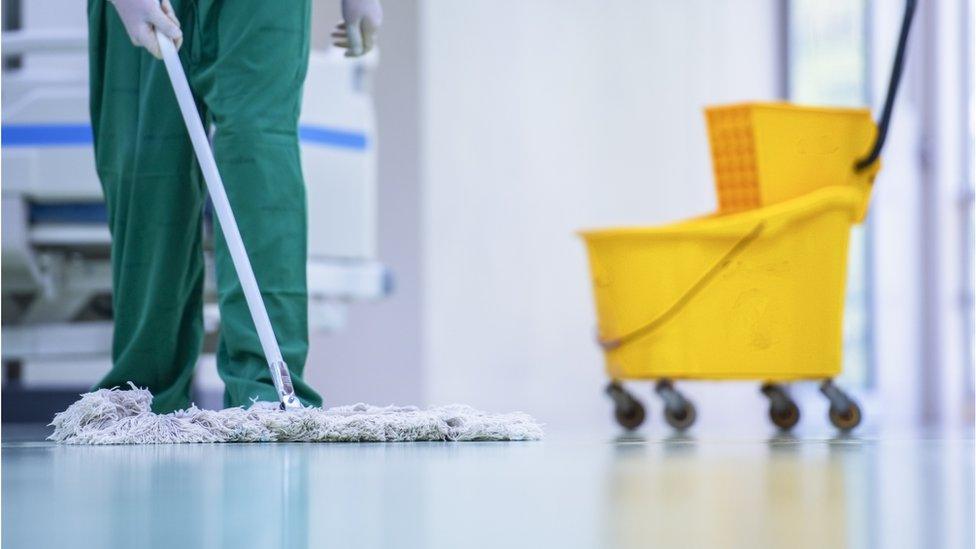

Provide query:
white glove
left=109, top=0, right=183, bottom=59
left=331, top=0, right=382, bottom=57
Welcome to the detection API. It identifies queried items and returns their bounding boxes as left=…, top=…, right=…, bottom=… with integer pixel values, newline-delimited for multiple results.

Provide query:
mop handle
left=155, top=31, right=301, bottom=410
left=855, top=0, right=916, bottom=171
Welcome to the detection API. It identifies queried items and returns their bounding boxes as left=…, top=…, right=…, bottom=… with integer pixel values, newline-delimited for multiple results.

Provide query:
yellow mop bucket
left=578, top=103, right=878, bottom=433
left=578, top=104, right=881, bottom=435
left=579, top=0, right=915, bottom=433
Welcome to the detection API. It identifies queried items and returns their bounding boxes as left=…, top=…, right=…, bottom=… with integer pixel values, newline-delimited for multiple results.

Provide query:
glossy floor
left=2, top=426, right=973, bottom=549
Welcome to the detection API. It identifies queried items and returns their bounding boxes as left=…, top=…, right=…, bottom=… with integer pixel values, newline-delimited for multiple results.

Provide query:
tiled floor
left=2, top=426, right=973, bottom=549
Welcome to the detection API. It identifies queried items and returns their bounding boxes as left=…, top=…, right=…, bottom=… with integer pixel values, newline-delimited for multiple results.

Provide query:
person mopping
left=89, top=0, right=382, bottom=413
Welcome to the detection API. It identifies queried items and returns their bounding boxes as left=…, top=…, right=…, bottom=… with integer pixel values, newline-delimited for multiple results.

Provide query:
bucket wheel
left=761, top=383, right=800, bottom=431
left=820, top=379, right=862, bottom=432
left=655, top=380, right=697, bottom=431
left=606, top=382, right=646, bottom=430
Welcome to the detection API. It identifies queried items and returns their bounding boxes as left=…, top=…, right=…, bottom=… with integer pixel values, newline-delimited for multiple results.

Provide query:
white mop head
left=48, top=385, right=544, bottom=444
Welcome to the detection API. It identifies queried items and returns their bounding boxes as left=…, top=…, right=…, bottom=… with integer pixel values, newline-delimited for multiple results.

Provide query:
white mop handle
left=155, top=32, right=297, bottom=406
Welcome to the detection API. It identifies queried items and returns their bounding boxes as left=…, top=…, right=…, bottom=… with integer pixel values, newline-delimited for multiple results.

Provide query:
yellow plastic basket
left=579, top=185, right=865, bottom=382
left=705, top=103, right=879, bottom=218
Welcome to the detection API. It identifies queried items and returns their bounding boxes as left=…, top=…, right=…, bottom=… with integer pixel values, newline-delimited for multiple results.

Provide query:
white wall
left=419, top=1, right=782, bottom=429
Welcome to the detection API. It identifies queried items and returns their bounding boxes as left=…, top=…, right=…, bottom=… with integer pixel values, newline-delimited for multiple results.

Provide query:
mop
left=49, top=32, right=542, bottom=445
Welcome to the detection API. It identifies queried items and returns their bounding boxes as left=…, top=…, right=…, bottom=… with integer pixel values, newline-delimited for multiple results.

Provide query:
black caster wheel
left=828, top=401, right=862, bottom=432
left=761, top=383, right=801, bottom=431
left=820, top=379, right=862, bottom=432
left=769, top=401, right=801, bottom=431
left=615, top=400, right=647, bottom=430
left=606, top=382, right=646, bottom=430
left=655, top=380, right=697, bottom=432
left=663, top=399, right=697, bottom=431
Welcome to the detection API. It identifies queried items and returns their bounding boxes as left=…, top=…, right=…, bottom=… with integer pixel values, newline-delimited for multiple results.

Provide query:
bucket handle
left=854, top=0, right=916, bottom=172
left=598, top=222, right=765, bottom=351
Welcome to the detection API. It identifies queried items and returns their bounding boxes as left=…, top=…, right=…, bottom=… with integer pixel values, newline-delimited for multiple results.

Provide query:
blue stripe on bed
left=2, top=123, right=368, bottom=150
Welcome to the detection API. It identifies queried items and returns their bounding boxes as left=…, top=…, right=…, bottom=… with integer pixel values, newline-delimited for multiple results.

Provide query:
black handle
left=855, top=0, right=918, bottom=172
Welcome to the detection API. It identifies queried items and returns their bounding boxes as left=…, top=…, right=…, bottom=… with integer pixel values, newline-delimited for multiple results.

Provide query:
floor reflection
left=2, top=431, right=973, bottom=549
left=2, top=444, right=314, bottom=549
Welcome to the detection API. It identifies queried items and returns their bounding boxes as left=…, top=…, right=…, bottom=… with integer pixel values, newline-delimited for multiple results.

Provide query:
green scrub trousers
left=88, top=0, right=322, bottom=412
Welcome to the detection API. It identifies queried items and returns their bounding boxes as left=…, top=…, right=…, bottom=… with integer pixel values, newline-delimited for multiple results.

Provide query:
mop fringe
left=49, top=384, right=544, bottom=444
